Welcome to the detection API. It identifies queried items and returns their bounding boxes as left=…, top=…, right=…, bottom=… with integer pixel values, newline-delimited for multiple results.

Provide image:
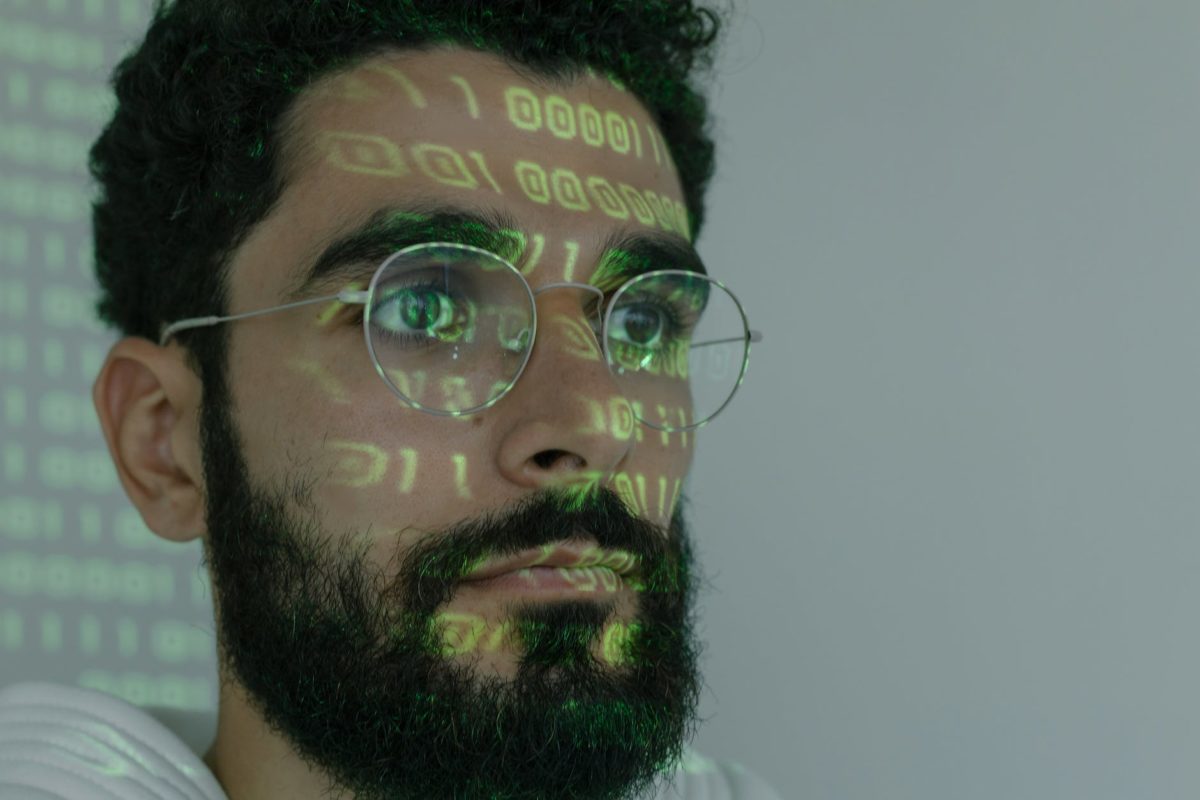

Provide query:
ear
left=92, top=337, right=206, bottom=543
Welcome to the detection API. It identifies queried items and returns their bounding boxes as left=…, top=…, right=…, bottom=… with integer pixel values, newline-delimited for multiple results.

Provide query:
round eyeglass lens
left=364, top=245, right=751, bottom=430
left=365, top=243, right=534, bottom=415
left=605, top=270, right=750, bottom=432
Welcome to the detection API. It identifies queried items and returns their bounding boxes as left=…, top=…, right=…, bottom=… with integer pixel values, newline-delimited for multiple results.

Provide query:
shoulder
left=0, top=681, right=227, bottom=800
left=648, top=747, right=785, bottom=800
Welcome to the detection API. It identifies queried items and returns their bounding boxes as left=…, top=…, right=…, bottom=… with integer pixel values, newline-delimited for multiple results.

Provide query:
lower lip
left=461, top=566, right=626, bottom=594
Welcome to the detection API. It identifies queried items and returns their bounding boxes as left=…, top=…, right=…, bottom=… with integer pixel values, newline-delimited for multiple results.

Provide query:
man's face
left=199, top=47, right=704, bottom=799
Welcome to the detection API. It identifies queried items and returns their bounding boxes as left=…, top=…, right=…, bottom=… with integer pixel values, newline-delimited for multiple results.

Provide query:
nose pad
left=502, top=325, right=533, bottom=354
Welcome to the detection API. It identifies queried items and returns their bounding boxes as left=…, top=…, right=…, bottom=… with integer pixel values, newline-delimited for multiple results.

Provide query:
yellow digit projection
left=410, top=143, right=478, bottom=190
left=586, top=177, right=631, bottom=221
left=675, top=200, right=692, bottom=242
left=451, top=453, right=472, bottom=499
left=618, top=472, right=652, bottom=519
left=618, top=183, right=655, bottom=226
left=283, top=357, right=351, bottom=404
left=467, top=150, right=502, bottom=194
left=609, top=397, right=635, bottom=442
left=643, top=190, right=676, bottom=234
left=596, top=566, right=621, bottom=592
left=327, top=441, right=389, bottom=488
left=550, top=168, right=590, bottom=212
left=384, top=368, right=428, bottom=404
left=440, top=376, right=475, bottom=413
left=518, top=232, right=544, bottom=276
left=551, top=470, right=605, bottom=512
left=558, top=567, right=603, bottom=592
left=435, top=612, right=485, bottom=656
left=321, top=131, right=409, bottom=178
left=578, top=103, right=604, bottom=147
left=612, top=471, right=644, bottom=518
left=514, top=160, right=550, bottom=204
left=449, top=75, right=480, bottom=119
left=505, top=86, right=542, bottom=131
left=601, top=621, right=635, bottom=667
left=561, top=239, right=579, bottom=282
left=654, top=405, right=691, bottom=449
left=556, top=315, right=602, bottom=362
left=604, top=111, right=630, bottom=155
left=395, top=447, right=418, bottom=494
left=481, top=620, right=513, bottom=653
left=656, top=405, right=672, bottom=447
left=658, top=476, right=683, bottom=520
left=630, top=401, right=647, bottom=443
left=364, top=64, right=426, bottom=108
left=634, top=473, right=647, bottom=516
left=579, top=397, right=608, bottom=437
left=545, top=95, right=577, bottom=140
left=578, top=396, right=634, bottom=442
left=676, top=408, right=692, bottom=446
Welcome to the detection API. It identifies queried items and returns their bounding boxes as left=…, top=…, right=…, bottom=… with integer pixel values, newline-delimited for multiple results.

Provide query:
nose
left=532, top=281, right=606, bottom=336
left=494, top=282, right=636, bottom=489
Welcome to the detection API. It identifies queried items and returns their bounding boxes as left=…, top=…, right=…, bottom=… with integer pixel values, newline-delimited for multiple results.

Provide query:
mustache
left=392, top=485, right=688, bottom=616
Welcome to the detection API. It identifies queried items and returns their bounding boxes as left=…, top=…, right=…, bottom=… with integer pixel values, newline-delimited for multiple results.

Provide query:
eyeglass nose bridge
left=531, top=281, right=607, bottom=340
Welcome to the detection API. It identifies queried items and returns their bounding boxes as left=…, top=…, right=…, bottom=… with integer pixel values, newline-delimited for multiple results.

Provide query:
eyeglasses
left=160, top=242, right=762, bottom=432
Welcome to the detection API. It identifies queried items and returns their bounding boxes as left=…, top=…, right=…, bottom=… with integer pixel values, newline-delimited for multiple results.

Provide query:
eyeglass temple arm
left=161, top=293, right=762, bottom=350
left=158, top=291, right=366, bottom=346
left=690, top=330, right=763, bottom=349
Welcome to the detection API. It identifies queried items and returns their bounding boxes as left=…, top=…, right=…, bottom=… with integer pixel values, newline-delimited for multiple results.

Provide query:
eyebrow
left=282, top=201, right=708, bottom=304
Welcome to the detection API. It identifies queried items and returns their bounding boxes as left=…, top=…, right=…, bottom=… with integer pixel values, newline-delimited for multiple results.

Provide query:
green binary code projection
left=0, top=0, right=218, bottom=712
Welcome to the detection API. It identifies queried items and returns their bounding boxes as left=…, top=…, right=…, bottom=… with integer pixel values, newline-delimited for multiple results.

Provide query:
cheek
left=224, top=328, right=334, bottom=473
left=316, top=427, right=455, bottom=491
left=306, top=403, right=488, bottom=532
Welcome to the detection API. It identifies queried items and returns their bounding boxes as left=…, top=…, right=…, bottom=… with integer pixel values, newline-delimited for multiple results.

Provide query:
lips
left=461, top=543, right=640, bottom=584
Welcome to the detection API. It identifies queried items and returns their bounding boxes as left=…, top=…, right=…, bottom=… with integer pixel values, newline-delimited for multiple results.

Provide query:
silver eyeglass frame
left=159, top=241, right=763, bottom=432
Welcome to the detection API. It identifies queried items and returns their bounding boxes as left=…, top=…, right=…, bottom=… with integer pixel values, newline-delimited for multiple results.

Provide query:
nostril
left=533, top=450, right=582, bottom=470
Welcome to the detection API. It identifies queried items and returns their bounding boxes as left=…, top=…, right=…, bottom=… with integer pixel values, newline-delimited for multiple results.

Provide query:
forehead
left=234, top=46, right=691, bottom=307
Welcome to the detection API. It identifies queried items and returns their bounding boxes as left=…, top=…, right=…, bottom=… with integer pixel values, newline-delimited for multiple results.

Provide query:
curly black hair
left=88, top=0, right=725, bottom=385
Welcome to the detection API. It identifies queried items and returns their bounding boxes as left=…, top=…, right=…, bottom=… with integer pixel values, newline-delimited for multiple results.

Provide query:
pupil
left=401, top=290, right=440, bottom=330
left=624, top=307, right=660, bottom=345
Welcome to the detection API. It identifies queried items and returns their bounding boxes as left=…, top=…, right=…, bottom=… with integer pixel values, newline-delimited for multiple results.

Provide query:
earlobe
left=92, top=337, right=206, bottom=543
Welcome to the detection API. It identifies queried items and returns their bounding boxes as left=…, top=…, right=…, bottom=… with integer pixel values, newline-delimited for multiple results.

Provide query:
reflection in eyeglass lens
left=362, top=244, right=747, bottom=430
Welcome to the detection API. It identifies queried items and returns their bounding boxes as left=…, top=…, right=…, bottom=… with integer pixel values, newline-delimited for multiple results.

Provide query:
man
left=0, top=1, right=776, bottom=798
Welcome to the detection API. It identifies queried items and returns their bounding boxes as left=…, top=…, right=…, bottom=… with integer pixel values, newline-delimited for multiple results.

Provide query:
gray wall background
left=3, top=1, right=1200, bottom=798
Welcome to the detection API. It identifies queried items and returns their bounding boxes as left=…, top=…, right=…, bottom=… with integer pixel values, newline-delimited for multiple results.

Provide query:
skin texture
left=92, top=47, right=706, bottom=800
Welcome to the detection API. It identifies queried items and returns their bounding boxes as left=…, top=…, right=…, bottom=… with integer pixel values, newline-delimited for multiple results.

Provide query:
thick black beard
left=196, top=364, right=705, bottom=800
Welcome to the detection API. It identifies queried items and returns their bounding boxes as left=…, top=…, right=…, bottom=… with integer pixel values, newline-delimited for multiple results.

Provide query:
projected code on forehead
left=315, top=64, right=661, bottom=167
left=318, top=132, right=692, bottom=240
left=307, top=59, right=690, bottom=237
left=502, top=85, right=671, bottom=168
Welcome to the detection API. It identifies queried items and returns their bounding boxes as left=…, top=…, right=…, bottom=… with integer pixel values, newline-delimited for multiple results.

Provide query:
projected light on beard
left=196, top=355, right=704, bottom=800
